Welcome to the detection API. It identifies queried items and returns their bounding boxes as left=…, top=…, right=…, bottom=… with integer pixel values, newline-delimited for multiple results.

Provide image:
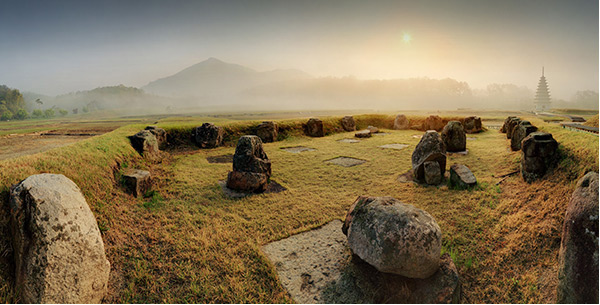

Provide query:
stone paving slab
left=281, top=146, right=317, bottom=153
left=324, top=157, right=366, bottom=167
left=337, top=139, right=360, bottom=143
left=378, top=143, right=409, bottom=150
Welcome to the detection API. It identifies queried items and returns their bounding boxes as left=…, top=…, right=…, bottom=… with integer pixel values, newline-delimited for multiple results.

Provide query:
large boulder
left=449, top=164, right=477, bottom=189
left=441, top=121, right=466, bottom=152
left=506, top=117, right=522, bottom=139
left=521, top=132, right=559, bottom=183
left=304, top=118, right=324, bottom=137
left=423, top=115, right=445, bottom=131
left=145, top=125, right=167, bottom=149
left=122, top=169, right=152, bottom=197
left=194, top=123, right=224, bottom=148
left=342, top=196, right=442, bottom=279
left=412, top=131, right=447, bottom=184
left=500, top=116, right=517, bottom=133
left=510, top=121, right=538, bottom=151
left=367, top=125, right=379, bottom=134
left=340, top=116, right=356, bottom=131
left=463, top=116, right=483, bottom=133
left=129, top=130, right=160, bottom=159
left=557, top=172, right=599, bottom=304
left=9, top=174, right=110, bottom=303
left=256, top=121, right=278, bottom=143
left=227, top=135, right=271, bottom=192
left=393, top=114, right=410, bottom=130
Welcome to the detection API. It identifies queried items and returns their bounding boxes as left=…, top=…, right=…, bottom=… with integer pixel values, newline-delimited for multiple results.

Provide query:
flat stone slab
left=262, top=220, right=461, bottom=304
left=372, top=132, right=390, bottom=136
left=378, top=143, right=409, bottom=150
left=466, top=137, right=477, bottom=140
left=219, top=180, right=287, bottom=198
left=412, top=135, right=422, bottom=139
left=447, top=149, right=468, bottom=155
left=337, top=139, right=360, bottom=143
left=206, top=154, right=233, bottom=163
left=281, top=146, right=317, bottom=153
left=324, top=157, right=366, bottom=167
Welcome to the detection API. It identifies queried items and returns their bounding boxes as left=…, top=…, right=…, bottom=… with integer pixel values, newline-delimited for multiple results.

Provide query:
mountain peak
left=203, top=57, right=224, bottom=64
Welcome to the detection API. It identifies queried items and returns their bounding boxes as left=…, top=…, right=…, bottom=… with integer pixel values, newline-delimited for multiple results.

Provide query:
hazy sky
left=1, top=0, right=597, bottom=99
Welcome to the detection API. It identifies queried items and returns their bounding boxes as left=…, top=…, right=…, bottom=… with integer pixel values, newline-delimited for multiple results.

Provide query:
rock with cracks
left=423, top=115, right=445, bottom=131
left=449, top=164, right=477, bottom=189
left=342, top=196, right=442, bottom=279
left=256, top=121, right=278, bottom=143
left=122, top=169, right=152, bottom=197
left=226, top=135, right=271, bottom=193
left=145, top=125, right=167, bottom=149
left=304, top=118, right=324, bottom=137
left=9, top=174, right=110, bottom=303
left=340, top=116, right=356, bottom=131
left=129, top=130, right=160, bottom=160
left=393, top=114, right=410, bottom=130
left=463, top=116, right=483, bottom=133
left=506, top=117, right=522, bottom=139
left=441, top=121, right=466, bottom=152
left=557, top=172, right=599, bottom=304
left=194, top=123, right=224, bottom=148
left=412, top=130, right=447, bottom=185
left=355, top=130, right=372, bottom=138
left=510, top=121, right=537, bottom=151
left=500, top=116, right=517, bottom=133
left=520, top=132, right=559, bottom=183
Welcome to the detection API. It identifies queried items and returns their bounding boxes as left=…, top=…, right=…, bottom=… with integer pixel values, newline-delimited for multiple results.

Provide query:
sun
left=402, top=32, right=412, bottom=44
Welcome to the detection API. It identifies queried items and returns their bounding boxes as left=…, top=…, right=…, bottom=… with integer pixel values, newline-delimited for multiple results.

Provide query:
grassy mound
left=0, top=114, right=597, bottom=303
left=583, top=114, right=599, bottom=127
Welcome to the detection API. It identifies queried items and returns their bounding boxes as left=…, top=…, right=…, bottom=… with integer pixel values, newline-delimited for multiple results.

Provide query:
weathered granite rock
left=122, top=169, right=152, bottom=197
left=367, top=125, right=379, bottom=133
left=506, top=117, right=522, bottom=139
left=424, top=161, right=443, bottom=185
left=9, top=174, right=110, bottom=303
left=194, top=123, right=224, bottom=148
left=423, top=115, right=445, bottom=131
left=521, top=132, right=559, bottom=183
left=256, top=121, right=278, bottom=143
left=500, top=116, right=517, bottom=133
left=341, top=116, right=356, bottom=131
left=342, top=196, right=442, bottom=279
left=510, top=121, right=538, bottom=151
left=145, top=125, right=167, bottom=149
left=463, top=116, right=483, bottom=133
left=557, top=172, right=599, bottom=304
left=304, top=118, right=324, bottom=137
left=226, top=135, right=271, bottom=192
left=449, top=164, right=477, bottom=189
left=129, top=130, right=160, bottom=159
left=412, top=131, right=447, bottom=184
left=441, top=121, right=466, bottom=152
left=355, top=129, right=372, bottom=138
left=393, top=114, right=410, bottom=130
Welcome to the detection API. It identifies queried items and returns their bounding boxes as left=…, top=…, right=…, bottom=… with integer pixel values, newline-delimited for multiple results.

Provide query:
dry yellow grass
left=0, top=113, right=597, bottom=303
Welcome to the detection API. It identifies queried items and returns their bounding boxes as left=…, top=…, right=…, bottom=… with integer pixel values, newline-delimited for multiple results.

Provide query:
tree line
left=0, top=85, right=72, bottom=121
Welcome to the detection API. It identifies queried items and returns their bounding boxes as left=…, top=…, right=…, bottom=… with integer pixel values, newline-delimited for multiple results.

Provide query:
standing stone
left=463, top=116, right=483, bottom=133
left=129, top=130, right=160, bottom=159
left=256, top=121, right=278, bottom=143
left=449, top=164, right=477, bottom=189
left=122, top=169, right=152, bottom=198
left=305, top=118, right=324, bottom=137
left=424, top=161, right=442, bottom=185
left=355, top=130, right=372, bottom=138
left=145, top=125, right=167, bottom=149
left=194, top=123, right=224, bottom=148
left=510, top=121, right=538, bottom=151
left=9, top=174, right=110, bottom=303
left=422, top=115, right=445, bottom=131
left=393, top=114, right=410, bottom=130
left=557, top=172, right=599, bottom=304
left=340, top=116, right=356, bottom=131
left=500, top=116, right=517, bottom=133
left=506, top=117, right=522, bottom=139
left=441, top=121, right=467, bottom=152
left=342, top=196, right=442, bottom=279
left=412, top=131, right=447, bottom=184
left=521, top=132, right=559, bottom=183
left=226, top=135, right=271, bottom=193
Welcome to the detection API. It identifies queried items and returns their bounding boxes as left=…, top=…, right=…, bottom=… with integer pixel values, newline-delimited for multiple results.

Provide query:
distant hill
left=142, top=57, right=312, bottom=98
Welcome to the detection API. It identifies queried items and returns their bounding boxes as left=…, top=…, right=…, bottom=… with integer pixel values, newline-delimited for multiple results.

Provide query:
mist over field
left=1, top=0, right=598, bottom=115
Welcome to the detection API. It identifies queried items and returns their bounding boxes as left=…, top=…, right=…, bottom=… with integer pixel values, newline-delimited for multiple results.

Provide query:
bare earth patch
left=324, top=157, right=366, bottom=167
left=280, top=146, right=317, bottom=153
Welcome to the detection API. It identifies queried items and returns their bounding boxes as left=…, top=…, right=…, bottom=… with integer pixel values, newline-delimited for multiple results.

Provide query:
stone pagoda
left=534, top=67, right=551, bottom=112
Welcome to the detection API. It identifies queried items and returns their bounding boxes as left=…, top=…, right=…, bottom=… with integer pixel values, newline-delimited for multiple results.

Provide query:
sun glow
left=402, top=32, right=412, bottom=44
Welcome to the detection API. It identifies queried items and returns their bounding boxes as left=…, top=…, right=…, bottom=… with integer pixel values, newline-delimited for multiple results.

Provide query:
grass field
left=0, top=111, right=597, bottom=303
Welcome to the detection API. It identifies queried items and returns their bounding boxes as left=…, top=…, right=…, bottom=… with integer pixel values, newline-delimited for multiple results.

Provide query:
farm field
left=0, top=111, right=597, bottom=303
